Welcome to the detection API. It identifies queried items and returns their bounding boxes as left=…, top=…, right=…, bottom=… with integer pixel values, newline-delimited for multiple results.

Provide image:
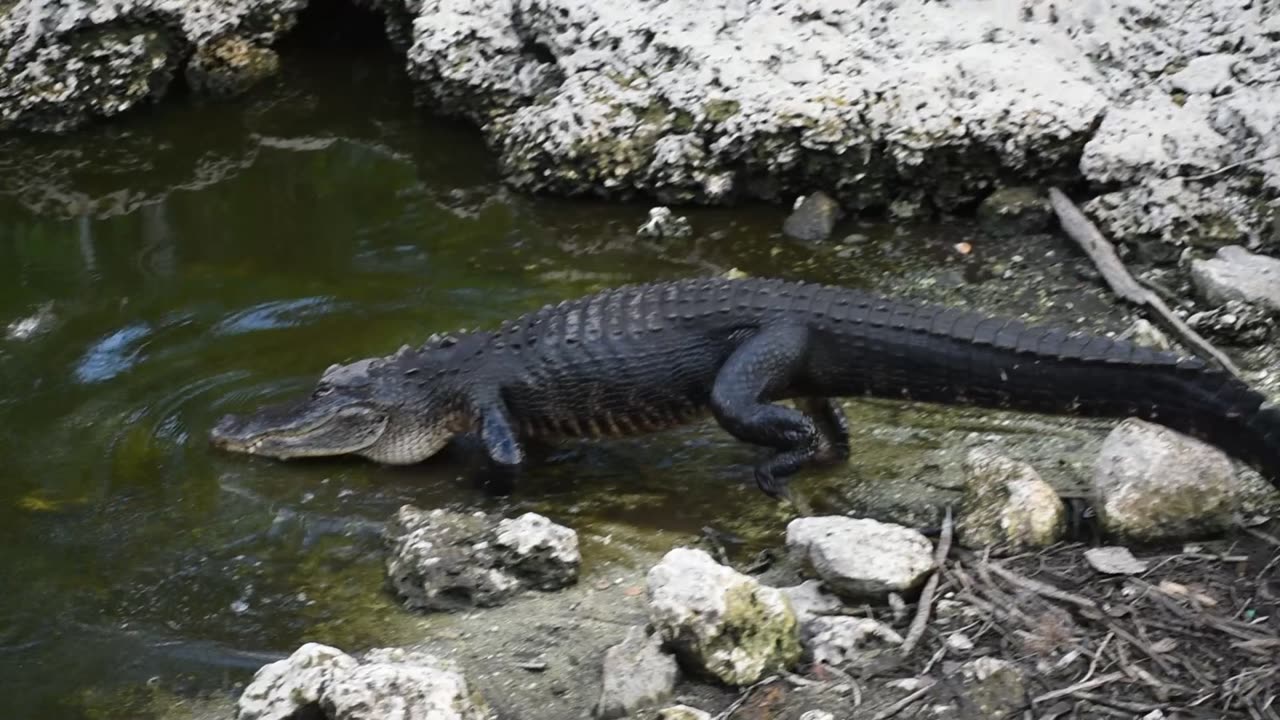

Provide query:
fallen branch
left=1047, top=188, right=1243, bottom=379
left=900, top=506, right=954, bottom=657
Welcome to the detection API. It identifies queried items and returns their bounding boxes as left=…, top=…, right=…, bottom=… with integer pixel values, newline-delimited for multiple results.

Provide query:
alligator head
left=210, top=343, right=469, bottom=464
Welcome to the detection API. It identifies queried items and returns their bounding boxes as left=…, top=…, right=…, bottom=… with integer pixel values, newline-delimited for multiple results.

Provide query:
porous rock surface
left=958, top=447, right=1065, bottom=550
left=237, top=643, right=490, bottom=720
left=385, top=506, right=579, bottom=612
left=0, top=0, right=303, bottom=132
left=1191, top=246, right=1280, bottom=314
left=7, top=0, right=1280, bottom=241
left=645, top=547, right=800, bottom=686
left=595, top=625, right=679, bottom=719
left=801, top=616, right=903, bottom=668
left=786, top=516, right=935, bottom=598
left=1092, top=418, right=1243, bottom=542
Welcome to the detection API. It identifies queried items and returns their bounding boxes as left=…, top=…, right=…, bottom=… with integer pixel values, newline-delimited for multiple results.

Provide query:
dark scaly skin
left=211, top=277, right=1280, bottom=498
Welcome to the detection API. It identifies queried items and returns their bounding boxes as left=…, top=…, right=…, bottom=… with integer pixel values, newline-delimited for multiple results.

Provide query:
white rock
left=799, top=712, right=836, bottom=720
left=494, top=512, right=581, bottom=589
left=786, top=517, right=935, bottom=598
left=238, top=643, right=358, bottom=720
left=658, top=706, right=711, bottom=720
left=803, top=617, right=903, bottom=668
left=595, top=626, right=679, bottom=719
left=946, top=632, right=975, bottom=652
left=1191, top=246, right=1280, bottom=314
left=1084, top=546, right=1150, bottom=576
left=646, top=548, right=800, bottom=686
left=958, top=448, right=1065, bottom=550
left=778, top=580, right=843, bottom=632
left=637, top=206, right=693, bottom=239
left=1093, top=419, right=1241, bottom=542
left=323, top=648, right=490, bottom=720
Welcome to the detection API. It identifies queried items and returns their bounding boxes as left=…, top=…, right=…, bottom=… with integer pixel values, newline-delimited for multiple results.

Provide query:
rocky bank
left=4, top=0, right=1280, bottom=250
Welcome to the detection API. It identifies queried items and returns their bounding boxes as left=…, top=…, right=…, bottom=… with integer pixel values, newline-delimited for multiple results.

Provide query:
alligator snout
left=209, top=413, right=246, bottom=448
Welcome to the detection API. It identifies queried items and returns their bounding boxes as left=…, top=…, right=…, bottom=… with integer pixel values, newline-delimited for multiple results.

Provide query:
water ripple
left=74, top=322, right=152, bottom=384
left=212, top=297, right=347, bottom=336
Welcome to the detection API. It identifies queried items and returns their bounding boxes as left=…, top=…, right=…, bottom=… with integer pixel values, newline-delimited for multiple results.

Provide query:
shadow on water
left=0, top=26, right=1131, bottom=720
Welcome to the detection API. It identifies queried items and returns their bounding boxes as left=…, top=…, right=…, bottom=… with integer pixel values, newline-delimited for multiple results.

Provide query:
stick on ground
left=1047, top=188, right=1242, bottom=378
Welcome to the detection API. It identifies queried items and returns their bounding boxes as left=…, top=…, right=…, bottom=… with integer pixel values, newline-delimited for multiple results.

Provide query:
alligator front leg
left=477, top=395, right=525, bottom=468
left=795, top=397, right=850, bottom=464
left=710, top=324, right=821, bottom=499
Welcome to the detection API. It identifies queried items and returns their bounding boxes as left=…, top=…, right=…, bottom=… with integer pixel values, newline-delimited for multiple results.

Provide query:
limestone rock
left=961, top=657, right=1026, bottom=720
left=186, top=36, right=281, bottom=98
left=646, top=548, right=800, bottom=686
left=786, top=517, right=935, bottom=598
left=1092, top=419, right=1242, bottom=542
left=778, top=580, right=843, bottom=634
left=1191, top=246, right=1280, bottom=314
left=323, top=648, right=490, bottom=720
left=637, top=207, right=693, bottom=239
left=385, top=506, right=578, bottom=613
left=494, top=512, right=581, bottom=590
left=237, top=643, right=358, bottom=720
left=595, top=626, right=679, bottom=719
left=783, top=192, right=841, bottom=242
left=658, top=707, right=711, bottom=720
left=1186, top=300, right=1274, bottom=346
left=977, top=187, right=1051, bottom=235
left=802, top=617, right=902, bottom=668
left=958, top=448, right=1066, bottom=550
left=237, top=644, right=489, bottom=720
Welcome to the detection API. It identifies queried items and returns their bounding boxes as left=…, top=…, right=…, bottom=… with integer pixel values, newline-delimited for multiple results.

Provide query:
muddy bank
left=5, top=0, right=1280, bottom=249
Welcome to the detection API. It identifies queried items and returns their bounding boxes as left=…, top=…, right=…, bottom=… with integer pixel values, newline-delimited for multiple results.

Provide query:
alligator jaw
left=210, top=404, right=388, bottom=460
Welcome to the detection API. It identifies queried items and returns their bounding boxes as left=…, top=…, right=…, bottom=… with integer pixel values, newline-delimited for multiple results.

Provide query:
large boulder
left=595, top=626, right=679, bottom=719
left=646, top=548, right=800, bottom=686
left=958, top=448, right=1065, bottom=550
left=385, top=506, right=579, bottom=612
left=1092, top=419, right=1243, bottom=541
left=1191, top=246, right=1280, bottom=314
left=786, top=517, right=935, bottom=599
left=237, top=643, right=489, bottom=720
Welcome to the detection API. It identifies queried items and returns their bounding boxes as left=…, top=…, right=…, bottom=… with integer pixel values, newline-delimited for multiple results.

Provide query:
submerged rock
left=958, top=448, right=1065, bottom=550
left=385, top=506, right=579, bottom=612
left=1190, top=246, right=1280, bottom=314
left=186, top=36, right=281, bottom=98
left=783, top=192, right=842, bottom=242
left=237, top=643, right=489, bottom=720
left=646, top=548, right=800, bottom=686
left=977, top=187, right=1051, bottom=235
left=595, top=626, right=679, bottom=719
left=1092, top=419, right=1241, bottom=542
left=802, top=617, right=903, bottom=668
left=637, top=206, right=693, bottom=239
left=786, top=517, right=935, bottom=599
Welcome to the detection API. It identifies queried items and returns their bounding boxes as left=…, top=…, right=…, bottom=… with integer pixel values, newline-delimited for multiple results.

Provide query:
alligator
left=210, top=277, right=1280, bottom=498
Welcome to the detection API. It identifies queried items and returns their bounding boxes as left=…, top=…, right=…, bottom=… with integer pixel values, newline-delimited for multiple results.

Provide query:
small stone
left=1190, top=246, right=1280, bottom=314
left=800, top=712, right=836, bottom=720
left=1084, top=546, right=1150, bottom=575
left=958, top=448, right=1065, bottom=550
left=786, top=517, right=935, bottom=598
left=946, top=632, right=975, bottom=652
left=961, top=657, right=1025, bottom=720
left=778, top=580, right=843, bottom=633
left=186, top=36, right=280, bottom=98
left=658, top=706, right=712, bottom=720
left=1093, top=419, right=1242, bottom=541
left=646, top=548, right=800, bottom=686
left=637, top=207, right=692, bottom=239
left=1120, top=319, right=1172, bottom=350
left=803, top=617, right=903, bottom=667
left=977, top=187, right=1051, bottom=235
left=595, top=626, right=679, bottom=719
left=783, top=192, right=842, bottom=242
left=887, top=678, right=930, bottom=693
left=494, top=512, right=581, bottom=590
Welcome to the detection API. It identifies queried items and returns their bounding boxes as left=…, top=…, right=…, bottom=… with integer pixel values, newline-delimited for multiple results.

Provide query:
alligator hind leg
left=710, top=324, right=820, bottom=499
left=795, top=397, right=850, bottom=464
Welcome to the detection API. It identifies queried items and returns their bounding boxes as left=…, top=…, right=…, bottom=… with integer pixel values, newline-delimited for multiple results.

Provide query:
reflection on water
left=0, top=40, right=1123, bottom=720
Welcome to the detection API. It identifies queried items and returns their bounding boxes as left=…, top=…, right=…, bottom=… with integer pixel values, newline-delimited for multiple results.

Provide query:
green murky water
left=0, top=42, right=1126, bottom=720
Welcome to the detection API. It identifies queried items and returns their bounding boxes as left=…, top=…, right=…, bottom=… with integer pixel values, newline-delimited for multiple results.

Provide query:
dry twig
left=901, top=506, right=954, bottom=657
left=1047, top=187, right=1242, bottom=378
